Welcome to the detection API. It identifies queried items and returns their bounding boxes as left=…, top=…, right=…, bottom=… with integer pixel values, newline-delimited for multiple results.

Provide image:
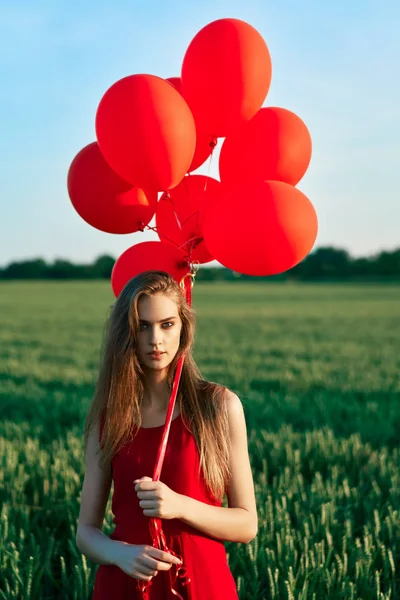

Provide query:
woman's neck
left=142, top=371, right=172, bottom=412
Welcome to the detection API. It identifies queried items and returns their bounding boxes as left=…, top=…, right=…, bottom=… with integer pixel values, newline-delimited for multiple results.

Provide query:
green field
left=1, top=281, right=399, bottom=599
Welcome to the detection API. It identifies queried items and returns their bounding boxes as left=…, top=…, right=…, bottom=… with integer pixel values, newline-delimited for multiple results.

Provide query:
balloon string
left=163, top=191, right=184, bottom=232
left=176, top=210, right=201, bottom=233
left=135, top=274, right=195, bottom=600
left=203, top=137, right=217, bottom=193
left=178, top=234, right=202, bottom=253
left=143, top=223, right=179, bottom=248
left=157, top=191, right=201, bottom=243
left=141, top=224, right=202, bottom=260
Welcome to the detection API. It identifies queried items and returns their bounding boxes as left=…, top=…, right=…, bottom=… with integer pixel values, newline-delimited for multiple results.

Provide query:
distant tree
left=292, top=247, right=351, bottom=279
left=1, top=246, right=399, bottom=280
left=92, top=254, right=115, bottom=278
left=1, top=258, right=47, bottom=279
left=46, top=260, right=87, bottom=279
left=373, top=249, right=400, bottom=276
left=352, top=257, right=374, bottom=277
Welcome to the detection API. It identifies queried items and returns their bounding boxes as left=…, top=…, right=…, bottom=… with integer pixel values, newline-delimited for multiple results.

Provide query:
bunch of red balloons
left=67, top=18, right=318, bottom=297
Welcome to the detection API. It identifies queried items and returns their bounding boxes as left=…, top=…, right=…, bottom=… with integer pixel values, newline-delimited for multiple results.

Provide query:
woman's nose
left=150, top=327, right=162, bottom=345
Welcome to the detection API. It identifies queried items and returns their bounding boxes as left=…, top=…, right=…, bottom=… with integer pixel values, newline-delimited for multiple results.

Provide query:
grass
left=0, top=281, right=399, bottom=599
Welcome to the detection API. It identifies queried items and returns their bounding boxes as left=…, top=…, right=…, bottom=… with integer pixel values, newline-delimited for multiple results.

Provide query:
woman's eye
left=139, top=322, right=173, bottom=330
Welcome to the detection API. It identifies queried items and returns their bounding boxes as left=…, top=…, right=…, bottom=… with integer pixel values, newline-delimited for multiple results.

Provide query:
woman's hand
left=134, top=476, right=184, bottom=520
left=113, top=541, right=182, bottom=581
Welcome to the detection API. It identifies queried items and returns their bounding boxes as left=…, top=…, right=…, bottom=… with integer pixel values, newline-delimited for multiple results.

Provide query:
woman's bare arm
left=75, top=418, right=122, bottom=565
left=178, top=391, right=258, bottom=543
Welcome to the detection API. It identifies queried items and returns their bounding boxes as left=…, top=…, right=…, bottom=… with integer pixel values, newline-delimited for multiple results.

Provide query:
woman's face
left=136, top=292, right=182, bottom=372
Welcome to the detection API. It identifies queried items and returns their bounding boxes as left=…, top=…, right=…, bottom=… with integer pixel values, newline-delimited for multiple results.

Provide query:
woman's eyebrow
left=139, top=317, right=177, bottom=324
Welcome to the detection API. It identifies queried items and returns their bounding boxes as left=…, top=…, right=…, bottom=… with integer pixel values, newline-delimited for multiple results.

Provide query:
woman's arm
left=76, top=524, right=123, bottom=566
left=178, top=391, right=258, bottom=544
left=75, top=417, right=123, bottom=565
left=178, top=499, right=255, bottom=544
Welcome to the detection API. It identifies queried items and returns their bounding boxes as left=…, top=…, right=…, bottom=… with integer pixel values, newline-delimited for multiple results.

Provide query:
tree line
left=1, top=247, right=399, bottom=282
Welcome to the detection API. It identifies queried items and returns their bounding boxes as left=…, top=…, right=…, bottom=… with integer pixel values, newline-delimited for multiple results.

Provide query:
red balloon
left=166, top=77, right=215, bottom=172
left=219, top=107, right=312, bottom=186
left=67, top=142, right=157, bottom=234
left=202, top=180, right=318, bottom=276
left=166, top=77, right=181, bottom=89
left=111, top=241, right=189, bottom=297
left=181, top=18, right=272, bottom=138
left=155, top=175, right=220, bottom=263
left=96, top=74, right=196, bottom=191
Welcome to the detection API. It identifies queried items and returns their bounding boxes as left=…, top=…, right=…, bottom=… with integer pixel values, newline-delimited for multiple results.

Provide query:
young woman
left=76, top=270, right=258, bottom=599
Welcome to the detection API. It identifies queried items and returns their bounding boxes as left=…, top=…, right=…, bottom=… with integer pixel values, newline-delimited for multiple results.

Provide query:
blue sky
left=1, top=0, right=399, bottom=267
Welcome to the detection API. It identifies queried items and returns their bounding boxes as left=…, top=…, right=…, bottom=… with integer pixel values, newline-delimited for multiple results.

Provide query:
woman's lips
left=149, top=352, right=165, bottom=360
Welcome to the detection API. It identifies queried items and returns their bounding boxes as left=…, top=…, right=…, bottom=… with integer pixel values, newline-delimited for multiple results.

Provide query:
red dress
left=93, top=412, right=239, bottom=599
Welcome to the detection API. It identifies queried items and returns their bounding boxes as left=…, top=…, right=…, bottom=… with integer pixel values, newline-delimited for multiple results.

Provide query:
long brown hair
left=84, top=270, right=232, bottom=502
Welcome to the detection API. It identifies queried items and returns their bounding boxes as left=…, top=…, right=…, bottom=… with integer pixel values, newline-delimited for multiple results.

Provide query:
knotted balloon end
left=161, top=191, right=171, bottom=202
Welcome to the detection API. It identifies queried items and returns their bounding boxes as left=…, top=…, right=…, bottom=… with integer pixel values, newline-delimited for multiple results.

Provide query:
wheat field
left=1, top=281, right=399, bottom=599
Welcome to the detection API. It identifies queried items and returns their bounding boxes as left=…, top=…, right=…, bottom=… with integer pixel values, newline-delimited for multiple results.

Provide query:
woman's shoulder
left=198, top=379, right=241, bottom=414
left=223, top=389, right=243, bottom=417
